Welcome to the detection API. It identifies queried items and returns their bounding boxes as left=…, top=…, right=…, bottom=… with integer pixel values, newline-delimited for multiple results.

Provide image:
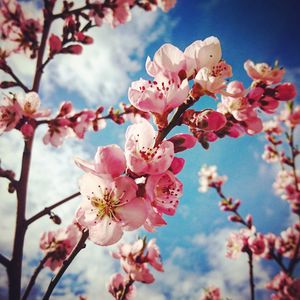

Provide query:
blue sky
left=1, top=0, right=300, bottom=299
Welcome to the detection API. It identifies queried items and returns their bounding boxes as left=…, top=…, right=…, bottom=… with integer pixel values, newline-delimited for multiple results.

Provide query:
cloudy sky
left=1, top=0, right=300, bottom=299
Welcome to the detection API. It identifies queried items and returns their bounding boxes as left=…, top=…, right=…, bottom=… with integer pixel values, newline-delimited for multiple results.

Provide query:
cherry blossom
left=145, top=43, right=187, bottom=82
left=75, top=144, right=126, bottom=178
left=76, top=173, right=147, bottom=246
left=107, top=273, right=135, bottom=300
left=17, top=92, right=50, bottom=118
left=39, top=224, right=81, bottom=271
left=112, top=238, right=163, bottom=283
left=198, top=164, right=227, bottom=192
left=125, top=119, right=174, bottom=175
left=184, top=36, right=222, bottom=78
left=145, top=170, right=183, bottom=216
left=0, top=95, right=22, bottom=134
left=128, top=74, right=189, bottom=126
left=244, top=60, right=285, bottom=84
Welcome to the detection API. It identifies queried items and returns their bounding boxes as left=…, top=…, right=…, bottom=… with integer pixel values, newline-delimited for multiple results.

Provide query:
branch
left=155, top=96, right=196, bottom=146
left=4, top=67, right=30, bottom=93
left=42, top=230, right=89, bottom=300
left=26, top=191, right=81, bottom=226
left=21, top=253, right=51, bottom=300
left=0, top=253, right=10, bottom=268
left=119, top=277, right=134, bottom=300
left=0, top=167, right=17, bottom=186
left=247, top=250, right=255, bottom=300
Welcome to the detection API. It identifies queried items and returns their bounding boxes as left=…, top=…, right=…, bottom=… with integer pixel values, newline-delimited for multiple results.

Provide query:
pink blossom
left=128, top=74, right=189, bottom=119
left=112, top=238, right=163, bottom=283
left=75, top=144, right=126, bottom=178
left=275, top=226, right=300, bottom=259
left=71, top=110, right=95, bottom=139
left=263, top=120, right=282, bottom=135
left=107, top=0, right=134, bottom=28
left=146, top=171, right=183, bottom=216
left=143, top=202, right=167, bottom=232
left=43, top=120, right=71, bottom=147
left=262, top=145, right=280, bottom=163
left=248, top=233, right=266, bottom=256
left=244, top=60, right=285, bottom=84
left=17, top=92, right=50, bottom=118
left=286, top=105, right=300, bottom=127
left=198, top=165, right=227, bottom=193
left=145, top=43, right=187, bottom=82
left=0, top=95, right=22, bottom=134
left=225, top=231, right=245, bottom=259
left=76, top=173, right=147, bottom=246
left=107, top=273, right=135, bottom=300
left=194, top=60, right=232, bottom=95
left=125, top=119, right=174, bottom=175
left=200, top=286, right=221, bottom=300
left=169, top=157, right=185, bottom=175
left=184, top=36, right=222, bottom=78
left=39, top=224, right=81, bottom=271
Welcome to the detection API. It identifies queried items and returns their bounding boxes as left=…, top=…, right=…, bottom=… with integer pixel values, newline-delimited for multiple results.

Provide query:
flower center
left=24, top=101, right=36, bottom=114
left=90, top=187, right=120, bottom=221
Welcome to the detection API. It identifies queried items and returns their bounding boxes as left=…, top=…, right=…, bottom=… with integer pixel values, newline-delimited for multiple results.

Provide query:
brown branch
left=119, top=277, right=134, bottom=300
left=26, top=191, right=81, bottom=226
left=42, top=230, right=89, bottom=300
left=21, top=253, right=51, bottom=300
left=0, top=253, right=10, bottom=268
left=247, top=250, right=255, bottom=300
left=5, top=68, right=30, bottom=93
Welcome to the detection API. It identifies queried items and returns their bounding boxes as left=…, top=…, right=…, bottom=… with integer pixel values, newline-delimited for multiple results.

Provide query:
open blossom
left=263, top=119, right=282, bottom=135
left=194, top=60, right=232, bottom=95
left=0, top=95, right=22, bottom=134
left=39, top=224, right=81, bottom=271
left=267, top=272, right=300, bottom=300
left=76, top=173, right=147, bottom=246
left=43, top=119, right=71, bottom=147
left=262, top=145, right=280, bottom=163
left=112, top=238, right=163, bottom=283
left=275, top=226, right=300, bottom=259
left=75, top=144, right=126, bottom=178
left=107, top=273, right=135, bottom=300
left=226, top=227, right=254, bottom=259
left=16, top=92, right=50, bottom=118
left=184, top=36, right=222, bottom=78
left=125, top=119, right=174, bottom=175
left=145, top=171, right=183, bottom=216
left=145, top=43, right=187, bottom=82
left=128, top=74, right=189, bottom=121
left=218, top=80, right=263, bottom=135
left=244, top=60, right=285, bottom=84
left=198, top=165, right=227, bottom=192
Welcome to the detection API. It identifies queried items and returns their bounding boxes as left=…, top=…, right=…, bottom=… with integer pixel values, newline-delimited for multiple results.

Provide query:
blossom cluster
left=39, top=224, right=81, bottom=271
left=127, top=37, right=296, bottom=149
left=107, top=238, right=163, bottom=299
left=74, top=119, right=188, bottom=245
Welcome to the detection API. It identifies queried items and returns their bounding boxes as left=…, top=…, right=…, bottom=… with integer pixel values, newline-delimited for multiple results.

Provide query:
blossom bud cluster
left=107, top=238, right=163, bottom=299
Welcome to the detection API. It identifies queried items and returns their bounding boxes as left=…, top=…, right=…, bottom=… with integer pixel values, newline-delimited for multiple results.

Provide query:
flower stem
left=26, top=191, right=80, bottom=226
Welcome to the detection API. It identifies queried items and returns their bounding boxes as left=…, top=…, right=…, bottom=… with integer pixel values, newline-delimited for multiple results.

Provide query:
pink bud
left=61, top=44, right=83, bottom=55
left=21, top=123, right=34, bottom=138
left=168, top=134, right=197, bottom=153
left=49, top=34, right=62, bottom=55
left=228, top=215, right=242, bottom=223
left=58, top=101, right=73, bottom=116
left=169, top=157, right=185, bottom=174
left=275, top=83, right=297, bottom=101
left=75, top=32, right=94, bottom=44
left=200, top=110, right=227, bottom=131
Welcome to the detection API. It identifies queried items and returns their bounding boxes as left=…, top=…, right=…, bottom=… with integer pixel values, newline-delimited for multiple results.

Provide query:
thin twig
left=119, top=277, right=134, bottom=300
left=0, top=253, right=10, bottom=268
left=247, top=250, right=255, bottom=300
left=6, top=68, right=30, bottom=93
left=22, top=253, right=51, bottom=300
left=26, top=192, right=81, bottom=226
left=42, top=230, right=89, bottom=300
